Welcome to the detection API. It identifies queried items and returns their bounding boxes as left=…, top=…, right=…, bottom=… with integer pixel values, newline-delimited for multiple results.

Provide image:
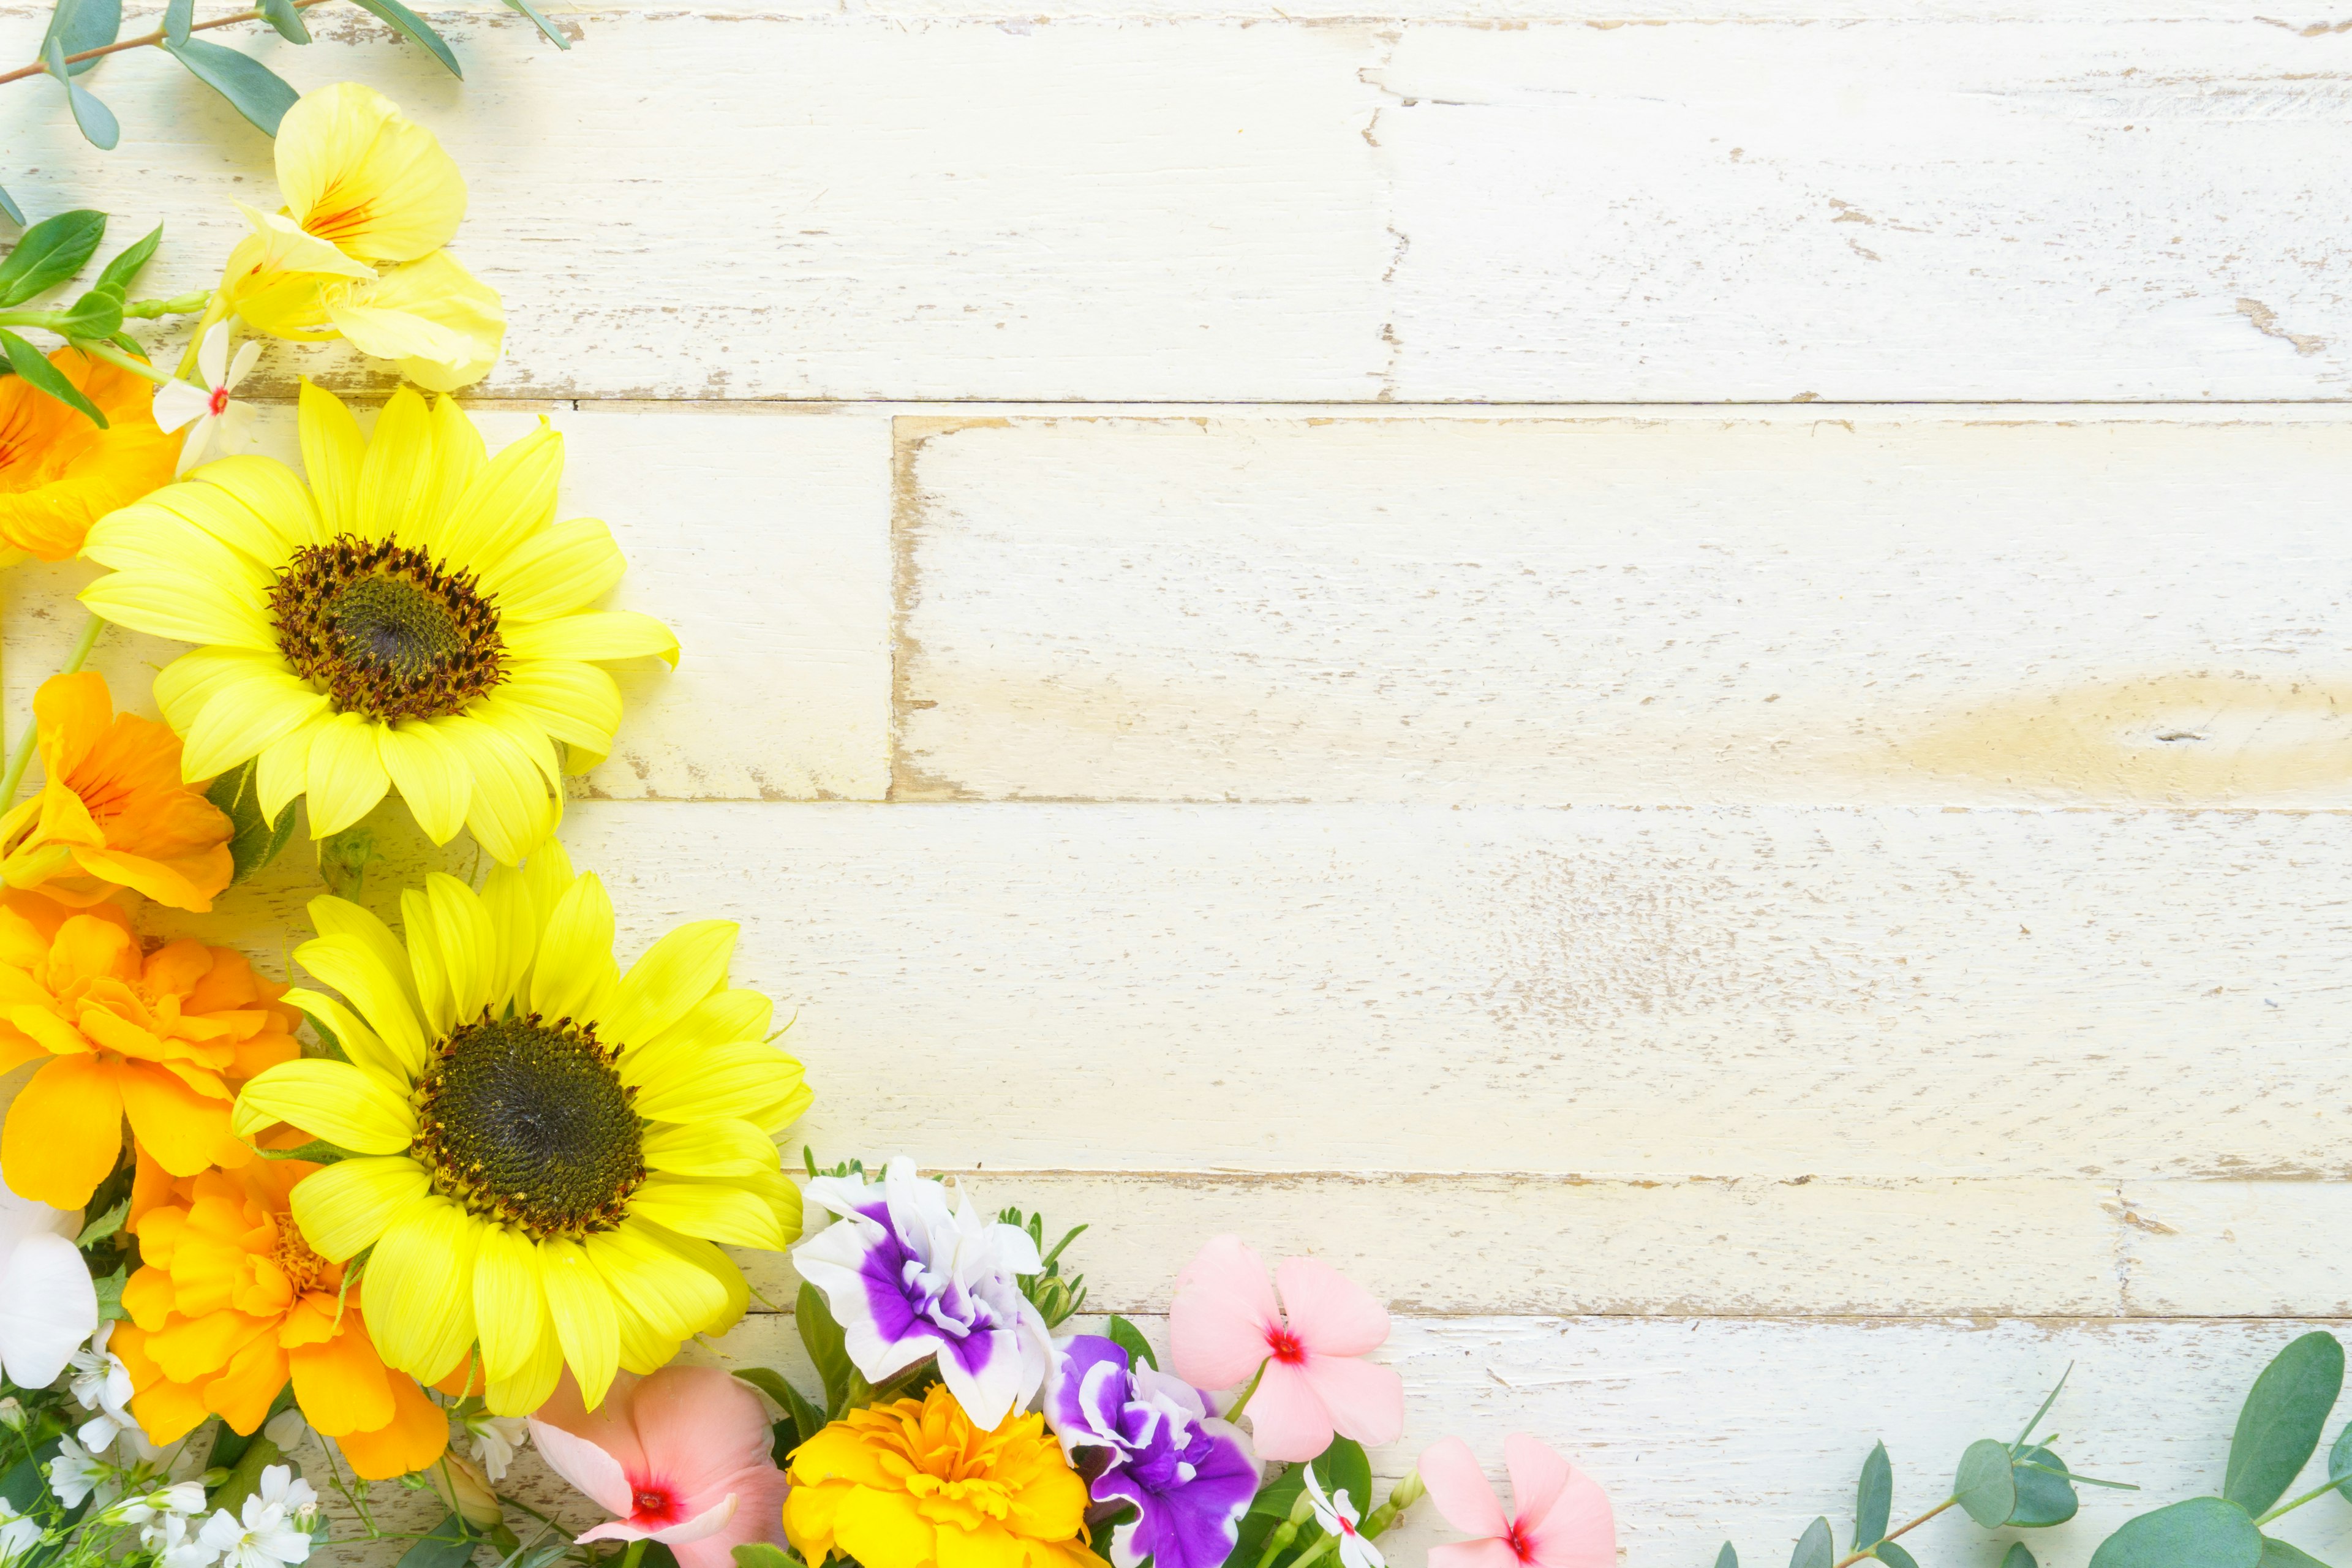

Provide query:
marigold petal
left=288, top=1313, right=396, bottom=1437
left=2, top=1055, right=121, bottom=1207
left=287, top=1155, right=429, bottom=1262
left=119, top=1063, right=236, bottom=1176
left=336, top=1368, right=451, bottom=1479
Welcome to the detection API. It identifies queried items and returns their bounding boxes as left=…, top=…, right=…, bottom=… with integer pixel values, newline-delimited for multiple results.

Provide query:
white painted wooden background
left=9, top=6, right=2352, bottom=1564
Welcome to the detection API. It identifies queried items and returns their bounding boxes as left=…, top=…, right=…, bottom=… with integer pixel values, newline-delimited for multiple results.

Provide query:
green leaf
left=1313, top=1439, right=1373, bottom=1520
left=94, top=223, right=159, bottom=295
left=2228, top=1332, right=2346, bottom=1517
left=1877, top=1545, right=1919, bottom=1568
left=254, top=0, right=311, bottom=43
left=2260, top=1540, right=2333, bottom=1568
left=162, top=0, right=190, bottom=43
left=75, top=1195, right=128, bottom=1246
left=343, top=0, right=462, bottom=76
left=0, top=186, right=23, bottom=227
left=733, top=1548, right=802, bottom=1568
left=396, top=1512, right=483, bottom=1568
left=2002, top=1547, right=2039, bottom=1568
left=733, top=1368, right=827, bottom=1450
left=206, top=758, right=297, bottom=883
left=1788, top=1517, right=1833, bottom=1568
left=2331, top=1422, right=2352, bottom=1505
left=43, top=0, right=120, bottom=75
left=164, top=37, right=299, bottom=135
left=1713, top=1547, right=1737, bottom=1568
left=0, top=207, right=105, bottom=306
left=1955, top=1438, right=2019, bottom=1529
left=43, top=36, right=118, bottom=150
left=2089, top=1498, right=2264, bottom=1568
left=0, top=330, right=104, bottom=424
left=256, top=1139, right=350, bottom=1164
left=52, top=286, right=122, bottom=339
left=795, top=1281, right=853, bottom=1414
left=496, top=0, right=569, bottom=48
left=1108, top=1314, right=1158, bottom=1371
left=92, top=1261, right=126, bottom=1320
left=1854, top=1441, right=1891, bottom=1548
left=2009, top=1444, right=2081, bottom=1528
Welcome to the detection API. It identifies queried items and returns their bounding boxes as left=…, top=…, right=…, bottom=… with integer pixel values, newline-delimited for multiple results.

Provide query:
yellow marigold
left=111, top=1158, right=448, bottom=1479
left=0, top=346, right=178, bottom=561
left=0, top=672, right=235, bottom=913
left=785, top=1385, right=1109, bottom=1568
left=0, top=894, right=301, bottom=1208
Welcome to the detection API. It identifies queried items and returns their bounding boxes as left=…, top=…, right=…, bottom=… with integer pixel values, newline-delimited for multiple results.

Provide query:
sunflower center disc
left=271, top=535, right=508, bottom=722
left=410, top=1012, right=646, bottom=1240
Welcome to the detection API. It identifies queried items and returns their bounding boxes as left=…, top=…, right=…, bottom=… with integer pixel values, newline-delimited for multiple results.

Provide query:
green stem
left=2256, top=1472, right=2352, bottom=1526
left=619, top=1541, right=647, bottom=1568
left=0, top=611, right=103, bottom=812
left=72, top=338, right=173, bottom=386
left=123, top=290, right=211, bottom=321
left=1286, top=1533, right=1342, bottom=1568
left=1223, top=1361, right=1269, bottom=1424
left=1831, top=1496, right=1956, bottom=1568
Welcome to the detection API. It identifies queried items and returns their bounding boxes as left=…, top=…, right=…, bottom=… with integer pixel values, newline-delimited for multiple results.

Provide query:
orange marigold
left=0, top=672, right=234, bottom=912
left=0, top=894, right=300, bottom=1208
left=113, top=1158, right=450, bottom=1478
left=0, top=348, right=178, bottom=562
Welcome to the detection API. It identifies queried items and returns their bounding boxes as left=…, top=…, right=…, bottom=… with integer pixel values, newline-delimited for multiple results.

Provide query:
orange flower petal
left=203, top=1324, right=290, bottom=1434
left=1, top=1054, right=122, bottom=1207
left=288, top=1314, right=396, bottom=1436
left=333, top=1370, right=449, bottom=1480
left=118, top=1061, right=235, bottom=1177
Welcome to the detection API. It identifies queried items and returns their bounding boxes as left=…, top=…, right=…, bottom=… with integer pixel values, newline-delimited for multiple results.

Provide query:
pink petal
left=534, top=1371, right=650, bottom=1479
left=1236, top=1362, right=1333, bottom=1463
left=627, top=1367, right=775, bottom=1499
left=1502, top=1435, right=1570, bottom=1536
left=575, top=1521, right=655, bottom=1546
left=671, top=1466, right=792, bottom=1568
left=1523, top=1465, right=1614, bottom=1568
left=1170, top=1235, right=1283, bottom=1390
left=526, top=1417, right=634, bottom=1518
left=649, top=1494, right=738, bottom=1547
left=1417, top=1438, right=1510, bottom=1539
left=1274, top=1257, right=1389, bottom=1358
left=1431, top=1542, right=1521, bottom=1568
left=1298, top=1353, right=1404, bottom=1448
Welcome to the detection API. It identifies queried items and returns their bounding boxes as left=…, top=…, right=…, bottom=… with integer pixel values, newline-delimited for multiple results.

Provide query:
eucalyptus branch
left=1831, top=1496, right=1955, bottom=1568
left=0, top=0, right=337, bottom=88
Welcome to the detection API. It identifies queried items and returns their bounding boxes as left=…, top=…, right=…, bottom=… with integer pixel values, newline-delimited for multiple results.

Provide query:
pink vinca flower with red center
left=1419, top=1434, right=1615, bottom=1568
left=526, top=1366, right=789, bottom=1568
left=1166, top=1235, right=1403, bottom=1463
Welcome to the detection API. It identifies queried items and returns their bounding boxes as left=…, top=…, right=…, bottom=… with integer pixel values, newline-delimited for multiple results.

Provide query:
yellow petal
left=79, top=569, right=276, bottom=653
left=279, top=986, right=404, bottom=1082
left=438, top=420, right=560, bottom=573
left=432, top=714, right=554, bottom=866
left=527, top=872, right=616, bottom=1026
left=287, top=1155, right=429, bottom=1261
left=232, top=1058, right=416, bottom=1152
left=504, top=611, right=679, bottom=668
left=483, top=1296, right=563, bottom=1417
left=311, top=894, right=422, bottom=1014
left=476, top=519, right=625, bottom=624
left=583, top=1222, right=729, bottom=1340
left=605, top=921, right=736, bottom=1050
left=470, top=1224, right=545, bottom=1384
left=197, top=452, right=326, bottom=555
left=276, top=82, right=466, bottom=265
left=625, top=1176, right=792, bottom=1251
left=627, top=1039, right=805, bottom=1126
left=257, top=711, right=330, bottom=822
left=300, top=378, right=366, bottom=537
left=326, top=251, right=504, bottom=393
left=640, top=1223, right=753, bottom=1340
left=355, top=385, right=435, bottom=546
left=305, top=711, right=391, bottom=837
left=535, top=1237, right=618, bottom=1409
left=639, top=1118, right=779, bottom=1179
left=295, top=931, right=428, bottom=1076
left=366, top=1199, right=481, bottom=1383
left=403, top=394, right=486, bottom=557
left=178, top=674, right=331, bottom=781
left=644, top=988, right=774, bottom=1054
left=497, top=660, right=622, bottom=756
left=378, top=719, right=470, bottom=846
left=153, top=647, right=284, bottom=736
left=417, top=873, right=494, bottom=1029
left=87, top=497, right=276, bottom=587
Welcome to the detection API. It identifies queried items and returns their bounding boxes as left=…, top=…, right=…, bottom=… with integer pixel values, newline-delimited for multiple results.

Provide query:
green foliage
left=165, top=36, right=300, bottom=134
left=2256, top=1539, right=2332, bottom=1567
left=74, top=1196, right=127, bottom=1246
left=1713, top=1547, right=1737, bottom=1568
left=1108, top=1314, right=1158, bottom=1370
left=796, top=1280, right=855, bottom=1415
left=1954, top=1438, right=2019, bottom=1529
left=2332, top=1421, right=2352, bottom=1506
left=2227, top=1333, right=2345, bottom=1517
left=998, top=1205, right=1089, bottom=1328
left=0, top=209, right=103, bottom=305
left=209, top=758, right=300, bottom=883
left=2008, top=1446, right=2083, bottom=1528
left=1874, top=1544, right=1918, bottom=1568
left=734, top=1366, right=829, bottom=1466
left=2002, top=1547, right=2039, bottom=1568
left=398, top=1511, right=486, bottom=1568
left=342, top=0, right=462, bottom=75
left=1853, top=1442, right=1891, bottom=1548
left=43, top=33, right=117, bottom=149
left=733, top=1548, right=807, bottom=1568
left=0, top=326, right=99, bottom=421
left=257, top=1139, right=352, bottom=1164
left=2089, top=1497, right=2264, bottom=1568
left=1787, top=1517, right=1832, bottom=1568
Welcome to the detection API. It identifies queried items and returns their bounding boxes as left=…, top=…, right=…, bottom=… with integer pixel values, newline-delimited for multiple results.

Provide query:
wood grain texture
left=895, top=410, right=2352, bottom=806
left=9, top=15, right=2352, bottom=398
left=0, top=403, right=892, bottom=800
left=326, top=1315, right=2352, bottom=1568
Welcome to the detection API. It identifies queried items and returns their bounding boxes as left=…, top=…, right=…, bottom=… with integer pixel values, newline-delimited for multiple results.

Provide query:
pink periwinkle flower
left=527, top=1366, right=789, bottom=1568
left=1167, top=1235, right=1403, bottom=1463
left=1419, top=1434, right=1615, bottom=1568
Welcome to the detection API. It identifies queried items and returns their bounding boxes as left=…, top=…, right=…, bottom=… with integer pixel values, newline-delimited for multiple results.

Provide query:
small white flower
left=1301, top=1467, right=1385, bottom=1568
left=459, top=1411, right=528, bottom=1483
left=262, top=1408, right=313, bottom=1456
left=68, top=1320, right=141, bottom=1456
left=151, top=1511, right=221, bottom=1568
left=0, top=1400, right=21, bottom=1433
left=254, top=1465, right=318, bottom=1531
left=45, top=1435, right=107, bottom=1509
left=113, top=1479, right=208, bottom=1531
left=152, top=320, right=261, bottom=475
left=196, top=1468, right=315, bottom=1568
left=0, top=1498, right=40, bottom=1564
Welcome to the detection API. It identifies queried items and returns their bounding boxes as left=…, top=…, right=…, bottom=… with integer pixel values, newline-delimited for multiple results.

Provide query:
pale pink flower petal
left=1431, top=1540, right=1521, bottom=1568
left=1170, top=1235, right=1283, bottom=1389
left=626, top=1366, right=771, bottom=1500
left=1275, top=1257, right=1389, bottom=1359
left=671, top=1466, right=790, bottom=1568
left=1506, top=1434, right=1576, bottom=1536
left=1234, top=1361, right=1332, bottom=1462
left=1299, top=1353, right=1404, bottom=1447
left=1521, top=1466, right=1614, bottom=1568
left=647, top=1494, right=737, bottom=1546
left=533, top=1371, right=651, bottom=1477
left=1418, top=1437, right=1511, bottom=1538
left=525, top=1419, right=633, bottom=1517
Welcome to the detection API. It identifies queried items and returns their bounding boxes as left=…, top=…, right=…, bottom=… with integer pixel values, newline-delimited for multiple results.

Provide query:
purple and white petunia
left=791, top=1157, right=1054, bottom=1430
left=1046, top=1335, right=1260, bottom=1568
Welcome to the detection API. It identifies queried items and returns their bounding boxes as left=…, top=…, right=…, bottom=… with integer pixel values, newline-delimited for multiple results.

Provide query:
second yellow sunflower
left=80, top=381, right=678, bottom=864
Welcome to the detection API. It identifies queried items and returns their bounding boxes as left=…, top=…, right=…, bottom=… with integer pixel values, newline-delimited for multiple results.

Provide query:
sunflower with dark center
left=236, top=840, right=812, bottom=1415
left=80, top=380, right=679, bottom=865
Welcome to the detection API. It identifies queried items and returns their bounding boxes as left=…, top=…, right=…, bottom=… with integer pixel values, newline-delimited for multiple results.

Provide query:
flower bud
left=0, top=1398, right=23, bottom=1432
left=1385, top=1469, right=1425, bottom=1512
left=427, top=1453, right=503, bottom=1530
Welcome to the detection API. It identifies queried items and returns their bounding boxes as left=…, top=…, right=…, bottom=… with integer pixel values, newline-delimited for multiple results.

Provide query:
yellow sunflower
left=78, top=380, right=678, bottom=864
left=228, top=837, right=810, bottom=1415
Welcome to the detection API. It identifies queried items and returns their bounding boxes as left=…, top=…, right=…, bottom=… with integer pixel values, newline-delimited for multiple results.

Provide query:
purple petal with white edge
left=1047, top=1335, right=1134, bottom=1453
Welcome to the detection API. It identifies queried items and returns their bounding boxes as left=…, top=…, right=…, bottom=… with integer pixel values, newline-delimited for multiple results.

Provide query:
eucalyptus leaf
left=0, top=208, right=105, bottom=306
left=496, top=0, right=569, bottom=48
left=2333, top=1423, right=2352, bottom=1506
left=1877, top=1545, right=1919, bottom=1568
left=2002, top=1547, right=2039, bottom=1568
left=2227, top=1333, right=2345, bottom=1517
left=162, top=0, right=189, bottom=44
left=1107, top=1314, right=1158, bottom=1371
left=2088, top=1498, right=2264, bottom=1568
left=0, top=186, right=22, bottom=227
left=1955, top=1438, right=2019, bottom=1529
left=43, top=0, right=120, bottom=75
left=206, top=758, right=297, bottom=883
left=93, top=223, right=159, bottom=294
left=1713, top=1547, right=1737, bottom=1568
left=343, top=0, right=462, bottom=76
left=1853, top=1441, right=1891, bottom=1548
left=43, top=36, right=118, bottom=151
left=1788, top=1517, right=1833, bottom=1568
left=2259, top=1539, right=2334, bottom=1568
left=255, top=0, right=311, bottom=44
left=2008, top=1445, right=2081, bottom=1528
left=0, top=329, right=104, bottom=424
left=396, top=1512, right=483, bottom=1568
left=164, top=36, right=299, bottom=135
left=795, top=1281, right=853, bottom=1414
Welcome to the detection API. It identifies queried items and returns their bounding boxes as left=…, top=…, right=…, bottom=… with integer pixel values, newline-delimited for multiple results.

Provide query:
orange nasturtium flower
left=0, top=894, right=301, bottom=1208
left=0, top=347, right=178, bottom=562
left=0, top=672, right=235, bottom=913
left=112, top=1159, right=450, bottom=1479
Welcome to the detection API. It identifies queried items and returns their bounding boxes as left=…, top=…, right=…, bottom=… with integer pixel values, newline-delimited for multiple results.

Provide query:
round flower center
left=409, top=1011, right=644, bottom=1240
left=1265, top=1325, right=1306, bottom=1366
left=270, top=535, right=507, bottom=723
left=208, top=386, right=230, bottom=416
left=269, top=1216, right=328, bottom=1295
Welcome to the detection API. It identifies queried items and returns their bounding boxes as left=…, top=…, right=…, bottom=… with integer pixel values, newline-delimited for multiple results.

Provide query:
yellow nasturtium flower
left=195, top=83, right=505, bottom=391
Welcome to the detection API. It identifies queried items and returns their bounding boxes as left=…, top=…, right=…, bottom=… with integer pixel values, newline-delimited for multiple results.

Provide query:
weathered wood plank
left=896, top=411, right=2352, bottom=805
left=9, top=18, right=2352, bottom=399
left=159, top=798, right=2352, bottom=1183
left=0, top=402, right=892, bottom=801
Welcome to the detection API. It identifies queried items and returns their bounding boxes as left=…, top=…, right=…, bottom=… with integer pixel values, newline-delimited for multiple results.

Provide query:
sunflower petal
left=625, top=1177, right=792, bottom=1252
left=424, top=873, right=494, bottom=1027
left=376, top=720, right=470, bottom=845
left=476, top=519, right=625, bottom=624
left=605, top=921, right=736, bottom=1051
left=536, top=1237, right=619, bottom=1409
left=80, top=569, right=276, bottom=653
left=300, top=379, right=366, bottom=537
left=178, top=672, right=330, bottom=781
left=280, top=986, right=403, bottom=1081
left=627, top=1039, right=804, bottom=1126
left=366, top=1199, right=480, bottom=1383
left=153, top=647, right=286, bottom=737
left=197, top=452, right=326, bottom=554
left=404, top=394, right=486, bottom=557
left=305, top=712, right=391, bottom=837
left=232, top=1059, right=415, bottom=1152
left=310, top=894, right=423, bottom=1015
left=639, top=1118, right=778, bottom=1179
left=497, top=660, right=622, bottom=756
left=584, top=1222, right=728, bottom=1340
left=287, top=1156, right=429, bottom=1262
left=433, top=714, right=553, bottom=867
left=355, top=386, right=435, bottom=545
left=470, top=1224, right=545, bottom=1384
left=528, top=873, right=616, bottom=1027
left=439, top=421, right=560, bottom=573
left=503, top=611, right=678, bottom=668
left=295, top=931, right=427, bottom=1076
